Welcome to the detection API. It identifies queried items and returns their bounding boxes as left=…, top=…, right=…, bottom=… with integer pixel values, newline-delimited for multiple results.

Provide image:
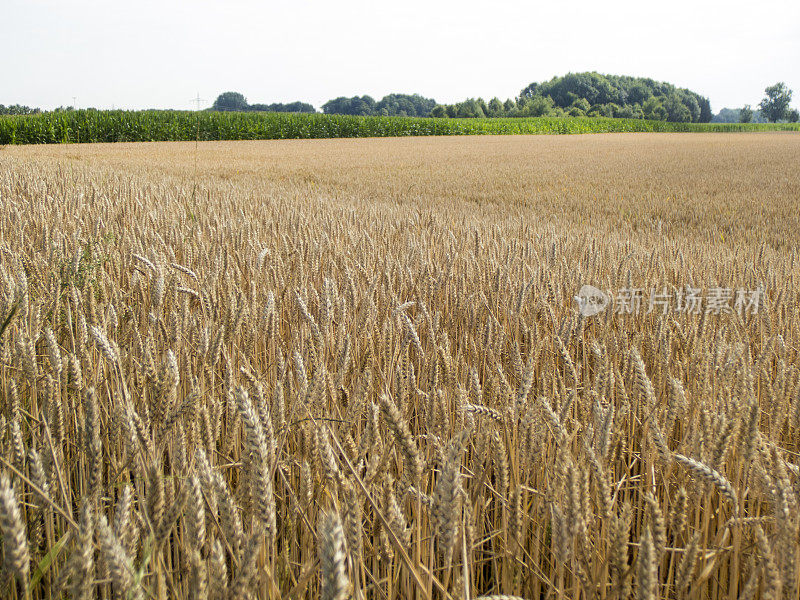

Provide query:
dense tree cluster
left=431, top=73, right=713, bottom=122
left=0, top=104, right=41, bottom=115
left=523, top=73, right=713, bottom=122
left=320, top=95, right=375, bottom=116
left=248, top=101, right=316, bottom=113
left=211, top=92, right=314, bottom=113
left=211, top=92, right=248, bottom=111
left=209, top=92, right=437, bottom=118
left=321, top=94, right=437, bottom=117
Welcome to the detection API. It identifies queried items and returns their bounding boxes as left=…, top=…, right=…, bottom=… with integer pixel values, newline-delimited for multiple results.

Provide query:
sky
left=3, top=0, right=799, bottom=113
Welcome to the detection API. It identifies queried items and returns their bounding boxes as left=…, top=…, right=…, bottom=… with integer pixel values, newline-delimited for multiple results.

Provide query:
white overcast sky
left=3, top=0, right=798, bottom=113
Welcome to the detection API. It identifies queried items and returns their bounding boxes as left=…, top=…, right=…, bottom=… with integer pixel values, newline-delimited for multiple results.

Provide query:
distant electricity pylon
left=191, top=93, right=205, bottom=111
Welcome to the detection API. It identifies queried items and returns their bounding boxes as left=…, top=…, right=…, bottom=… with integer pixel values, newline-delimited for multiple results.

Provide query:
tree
left=455, top=99, right=485, bottom=118
left=524, top=96, right=554, bottom=117
left=374, top=94, right=436, bottom=117
left=788, top=108, right=800, bottom=123
left=642, top=97, right=667, bottom=121
left=569, top=98, right=591, bottom=116
left=616, top=104, right=643, bottom=119
left=353, top=96, right=376, bottom=116
left=679, top=92, right=701, bottom=122
left=627, top=84, right=650, bottom=105
left=739, top=105, right=753, bottom=123
left=663, top=97, right=691, bottom=122
left=322, top=96, right=376, bottom=116
left=519, top=82, right=539, bottom=100
left=759, top=82, right=792, bottom=122
left=212, top=92, right=248, bottom=112
left=698, top=97, right=713, bottom=123
left=487, top=97, right=504, bottom=117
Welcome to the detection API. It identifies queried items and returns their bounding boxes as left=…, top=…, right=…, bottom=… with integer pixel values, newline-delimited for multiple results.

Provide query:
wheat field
left=0, top=132, right=799, bottom=600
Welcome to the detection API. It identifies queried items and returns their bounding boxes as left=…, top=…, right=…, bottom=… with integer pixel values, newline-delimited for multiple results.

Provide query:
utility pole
left=190, top=93, right=205, bottom=202
left=191, top=93, right=205, bottom=111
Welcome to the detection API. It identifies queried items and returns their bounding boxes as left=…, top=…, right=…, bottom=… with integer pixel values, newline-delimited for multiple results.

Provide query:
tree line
left=226, top=73, right=716, bottom=122
left=711, top=84, right=797, bottom=124
left=209, top=73, right=759, bottom=123
left=4, top=76, right=796, bottom=123
left=212, top=92, right=436, bottom=118
left=211, top=92, right=315, bottom=114
left=0, top=104, right=42, bottom=116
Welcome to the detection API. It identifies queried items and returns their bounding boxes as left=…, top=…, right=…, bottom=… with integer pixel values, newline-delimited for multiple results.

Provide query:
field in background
left=2, top=109, right=800, bottom=145
left=0, top=133, right=799, bottom=600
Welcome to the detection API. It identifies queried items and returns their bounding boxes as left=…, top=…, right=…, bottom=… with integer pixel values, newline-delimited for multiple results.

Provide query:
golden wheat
left=0, top=133, right=798, bottom=599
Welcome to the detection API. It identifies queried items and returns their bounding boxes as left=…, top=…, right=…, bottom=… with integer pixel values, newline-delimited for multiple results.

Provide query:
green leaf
left=30, top=531, right=70, bottom=589
left=0, top=297, right=20, bottom=340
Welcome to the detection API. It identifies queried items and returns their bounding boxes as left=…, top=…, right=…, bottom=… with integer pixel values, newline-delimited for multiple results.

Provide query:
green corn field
left=1, top=110, right=799, bottom=145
